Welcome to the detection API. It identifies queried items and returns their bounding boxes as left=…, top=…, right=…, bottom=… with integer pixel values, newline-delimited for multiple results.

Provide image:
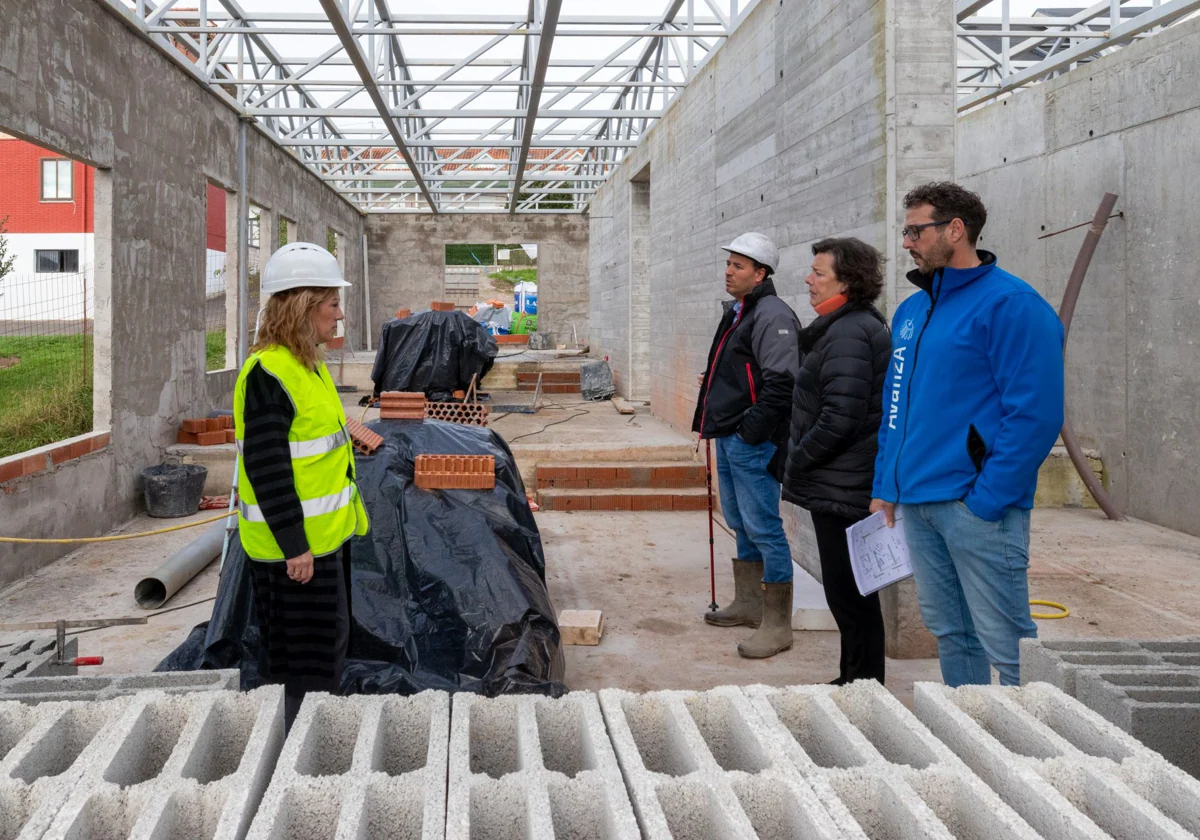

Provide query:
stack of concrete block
left=600, top=685, right=846, bottom=839
left=0, top=670, right=239, bottom=705
left=448, top=691, right=639, bottom=840
left=0, top=695, right=136, bottom=839
left=915, top=681, right=1200, bottom=838
left=246, top=691, right=449, bottom=840
left=744, top=682, right=1038, bottom=839
left=1074, top=668, right=1200, bottom=779
left=0, top=638, right=78, bottom=681
left=1020, top=637, right=1200, bottom=696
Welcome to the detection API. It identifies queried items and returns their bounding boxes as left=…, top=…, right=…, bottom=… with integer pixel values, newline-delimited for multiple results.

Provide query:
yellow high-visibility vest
left=233, top=345, right=369, bottom=561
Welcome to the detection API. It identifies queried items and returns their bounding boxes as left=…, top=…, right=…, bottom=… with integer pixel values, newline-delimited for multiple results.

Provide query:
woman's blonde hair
left=252, top=286, right=338, bottom=369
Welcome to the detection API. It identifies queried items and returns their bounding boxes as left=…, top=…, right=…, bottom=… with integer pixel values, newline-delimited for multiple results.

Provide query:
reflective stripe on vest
left=236, top=427, right=349, bottom=460
left=238, top=485, right=355, bottom=523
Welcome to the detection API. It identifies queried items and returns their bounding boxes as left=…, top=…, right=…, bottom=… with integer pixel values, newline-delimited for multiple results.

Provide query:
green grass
left=0, top=335, right=93, bottom=458
left=206, top=329, right=227, bottom=372
left=487, top=268, right=538, bottom=289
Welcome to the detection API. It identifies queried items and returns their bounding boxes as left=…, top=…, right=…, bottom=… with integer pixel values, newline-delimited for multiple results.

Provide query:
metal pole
left=705, top=438, right=717, bottom=612
left=361, top=223, right=373, bottom=352
left=1058, top=192, right=1123, bottom=521
left=237, top=118, right=250, bottom=365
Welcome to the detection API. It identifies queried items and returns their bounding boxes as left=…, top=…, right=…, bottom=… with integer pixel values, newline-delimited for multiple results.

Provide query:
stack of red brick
left=178, top=416, right=235, bottom=446
left=431, top=301, right=456, bottom=312
left=379, top=392, right=427, bottom=420
left=394, top=308, right=412, bottom=319
left=413, top=454, right=496, bottom=490
left=345, top=418, right=384, bottom=455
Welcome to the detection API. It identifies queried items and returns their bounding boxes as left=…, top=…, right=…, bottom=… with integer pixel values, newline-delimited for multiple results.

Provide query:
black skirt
left=249, top=544, right=351, bottom=683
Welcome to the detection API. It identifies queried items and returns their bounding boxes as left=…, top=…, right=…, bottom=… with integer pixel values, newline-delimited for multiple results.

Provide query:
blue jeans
left=902, top=501, right=1036, bottom=686
left=715, top=434, right=793, bottom=583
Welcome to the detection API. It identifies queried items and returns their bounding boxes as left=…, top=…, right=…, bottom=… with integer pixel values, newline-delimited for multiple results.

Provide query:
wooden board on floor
left=559, top=609, right=605, bottom=645
left=611, top=397, right=636, bottom=415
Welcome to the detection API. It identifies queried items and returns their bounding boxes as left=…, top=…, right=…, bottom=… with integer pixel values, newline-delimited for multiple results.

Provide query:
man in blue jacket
left=870, top=182, right=1064, bottom=687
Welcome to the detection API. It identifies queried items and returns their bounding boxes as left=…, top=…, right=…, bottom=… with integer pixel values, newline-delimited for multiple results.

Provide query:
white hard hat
left=260, top=242, right=351, bottom=295
left=721, top=232, right=779, bottom=273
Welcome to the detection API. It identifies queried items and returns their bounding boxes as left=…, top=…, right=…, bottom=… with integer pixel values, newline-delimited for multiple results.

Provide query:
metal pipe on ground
left=134, top=521, right=226, bottom=609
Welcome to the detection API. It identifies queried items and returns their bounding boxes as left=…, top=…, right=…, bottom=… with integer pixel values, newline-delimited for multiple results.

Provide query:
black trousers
left=810, top=511, right=886, bottom=684
left=249, top=544, right=352, bottom=731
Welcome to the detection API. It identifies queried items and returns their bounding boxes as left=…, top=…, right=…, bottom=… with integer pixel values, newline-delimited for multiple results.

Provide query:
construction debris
left=612, top=397, right=637, bottom=415
left=558, top=610, right=605, bottom=646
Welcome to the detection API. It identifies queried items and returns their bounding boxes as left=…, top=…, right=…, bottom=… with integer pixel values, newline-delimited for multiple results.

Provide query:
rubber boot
left=703, top=560, right=764, bottom=628
left=737, top=581, right=794, bottom=659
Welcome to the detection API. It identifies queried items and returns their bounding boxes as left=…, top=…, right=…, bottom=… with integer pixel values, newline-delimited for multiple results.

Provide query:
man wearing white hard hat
left=233, top=242, right=369, bottom=731
left=693, top=232, right=801, bottom=659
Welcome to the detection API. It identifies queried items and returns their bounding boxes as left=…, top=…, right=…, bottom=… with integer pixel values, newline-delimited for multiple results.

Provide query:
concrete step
left=537, top=487, right=708, bottom=512
left=536, top=462, right=706, bottom=490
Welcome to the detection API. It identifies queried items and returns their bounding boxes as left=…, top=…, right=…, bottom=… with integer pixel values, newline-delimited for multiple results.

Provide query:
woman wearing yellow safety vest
left=234, top=242, right=369, bottom=731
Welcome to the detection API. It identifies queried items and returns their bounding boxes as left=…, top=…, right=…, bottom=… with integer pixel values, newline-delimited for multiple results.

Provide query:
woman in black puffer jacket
left=780, top=237, right=892, bottom=684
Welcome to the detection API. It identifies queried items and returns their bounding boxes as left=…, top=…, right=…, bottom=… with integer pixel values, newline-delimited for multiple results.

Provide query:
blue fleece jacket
left=872, top=252, right=1065, bottom=521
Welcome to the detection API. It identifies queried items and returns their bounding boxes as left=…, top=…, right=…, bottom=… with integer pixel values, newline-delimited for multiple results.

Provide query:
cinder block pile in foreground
left=3, top=676, right=1199, bottom=839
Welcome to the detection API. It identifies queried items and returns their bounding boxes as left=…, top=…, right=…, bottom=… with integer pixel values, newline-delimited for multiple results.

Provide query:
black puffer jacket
left=692, top=279, right=801, bottom=447
left=777, top=302, right=891, bottom=518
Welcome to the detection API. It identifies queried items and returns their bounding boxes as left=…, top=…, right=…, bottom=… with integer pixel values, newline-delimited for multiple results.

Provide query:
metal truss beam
left=316, top=0, right=437, bottom=212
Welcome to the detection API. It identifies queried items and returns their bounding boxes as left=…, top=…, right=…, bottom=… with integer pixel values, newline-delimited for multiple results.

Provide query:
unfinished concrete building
left=2, top=0, right=1200, bottom=833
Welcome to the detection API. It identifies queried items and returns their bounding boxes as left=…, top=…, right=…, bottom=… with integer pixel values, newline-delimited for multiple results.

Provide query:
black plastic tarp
left=158, top=419, right=566, bottom=697
left=371, top=310, right=498, bottom=401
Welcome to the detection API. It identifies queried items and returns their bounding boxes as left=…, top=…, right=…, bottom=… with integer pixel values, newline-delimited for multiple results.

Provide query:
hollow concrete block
left=245, top=690, right=449, bottom=840
left=448, top=691, right=639, bottom=840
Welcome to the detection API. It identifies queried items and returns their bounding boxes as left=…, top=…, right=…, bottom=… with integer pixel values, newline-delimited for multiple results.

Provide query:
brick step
left=537, top=462, right=706, bottom=490
left=518, top=383, right=581, bottom=393
left=537, top=487, right=708, bottom=512
left=517, top=371, right=581, bottom=384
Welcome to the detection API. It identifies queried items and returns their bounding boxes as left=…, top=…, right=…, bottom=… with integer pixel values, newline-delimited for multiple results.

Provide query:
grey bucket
left=141, top=462, right=208, bottom=518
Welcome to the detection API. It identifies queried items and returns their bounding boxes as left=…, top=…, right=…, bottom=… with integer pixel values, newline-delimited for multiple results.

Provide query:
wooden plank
left=558, top=609, right=605, bottom=645
left=611, top=397, right=636, bottom=415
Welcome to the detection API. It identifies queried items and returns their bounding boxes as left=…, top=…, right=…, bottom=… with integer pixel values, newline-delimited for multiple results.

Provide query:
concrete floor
left=6, top=393, right=1199, bottom=705
left=2, top=499, right=1198, bottom=707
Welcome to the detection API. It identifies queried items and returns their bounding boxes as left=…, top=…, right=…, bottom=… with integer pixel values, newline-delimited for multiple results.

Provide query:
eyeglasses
left=901, top=220, right=950, bottom=241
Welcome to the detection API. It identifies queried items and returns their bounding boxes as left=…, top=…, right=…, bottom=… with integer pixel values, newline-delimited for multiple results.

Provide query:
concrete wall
left=364, top=214, right=589, bottom=346
left=586, top=0, right=955, bottom=642
left=956, top=15, right=1200, bottom=537
left=0, top=0, right=365, bottom=586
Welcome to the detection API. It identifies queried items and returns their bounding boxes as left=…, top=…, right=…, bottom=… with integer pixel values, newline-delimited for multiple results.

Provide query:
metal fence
left=0, top=268, right=94, bottom=456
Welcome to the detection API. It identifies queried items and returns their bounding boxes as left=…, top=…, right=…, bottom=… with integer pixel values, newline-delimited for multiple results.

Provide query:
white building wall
left=0, top=232, right=95, bottom=321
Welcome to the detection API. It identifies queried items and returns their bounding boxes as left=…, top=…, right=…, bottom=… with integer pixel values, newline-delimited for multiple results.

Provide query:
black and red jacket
left=692, top=278, right=801, bottom=446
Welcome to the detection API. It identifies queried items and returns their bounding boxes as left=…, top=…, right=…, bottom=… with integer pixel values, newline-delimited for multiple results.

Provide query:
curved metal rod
left=1057, top=192, right=1123, bottom=520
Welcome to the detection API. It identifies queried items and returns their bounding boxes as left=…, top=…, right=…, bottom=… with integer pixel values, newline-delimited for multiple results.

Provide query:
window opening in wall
left=247, top=205, right=265, bottom=346
left=205, top=182, right=230, bottom=372
left=326, top=227, right=345, bottom=353
left=278, top=215, right=296, bottom=247
left=248, top=205, right=261, bottom=249
left=0, top=131, right=96, bottom=456
left=35, top=249, right=79, bottom=273
left=444, top=243, right=538, bottom=336
left=40, top=159, right=73, bottom=201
